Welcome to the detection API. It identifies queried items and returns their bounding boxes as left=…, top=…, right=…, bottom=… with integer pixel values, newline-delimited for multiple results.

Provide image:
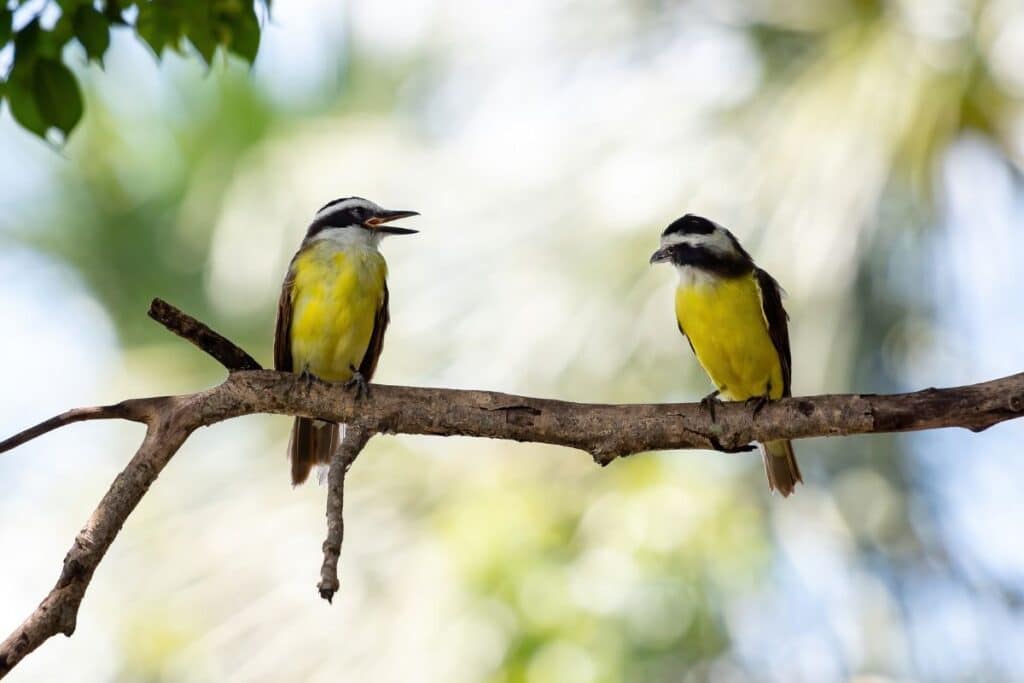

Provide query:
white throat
left=311, top=226, right=382, bottom=251
left=675, top=264, right=721, bottom=289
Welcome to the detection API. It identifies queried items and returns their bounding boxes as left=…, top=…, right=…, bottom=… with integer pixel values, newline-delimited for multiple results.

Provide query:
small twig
left=318, top=426, right=374, bottom=603
left=147, top=297, right=262, bottom=372
left=0, top=399, right=156, bottom=455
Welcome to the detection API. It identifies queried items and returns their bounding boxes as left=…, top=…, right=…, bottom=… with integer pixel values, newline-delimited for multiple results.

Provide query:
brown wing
left=274, top=261, right=296, bottom=372
left=754, top=267, right=792, bottom=396
left=357, top=282, right=390, bottom=381
left=677, top=319, right=696, bottom=356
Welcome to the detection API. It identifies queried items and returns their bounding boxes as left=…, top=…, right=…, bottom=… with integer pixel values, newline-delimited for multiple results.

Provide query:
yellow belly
left=675, top=272, right=783, bottom=401
left=289, top=241, right=387, bottom=382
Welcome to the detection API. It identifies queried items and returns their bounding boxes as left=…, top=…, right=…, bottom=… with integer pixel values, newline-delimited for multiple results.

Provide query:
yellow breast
left=289, top=240, right=387, bottom=382
left=675, top=271, right=784, bottom=401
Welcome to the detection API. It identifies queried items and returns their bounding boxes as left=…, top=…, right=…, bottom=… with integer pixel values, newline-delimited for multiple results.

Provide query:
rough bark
left=318, top=425, right=373, bottom=603
left=1, top=298, right=1022, bottom=678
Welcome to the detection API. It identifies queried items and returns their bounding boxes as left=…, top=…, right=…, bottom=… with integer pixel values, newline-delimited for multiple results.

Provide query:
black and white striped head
left=305, top=197, right=419, bottom=242
left=649, top=214, right=753, bottom=277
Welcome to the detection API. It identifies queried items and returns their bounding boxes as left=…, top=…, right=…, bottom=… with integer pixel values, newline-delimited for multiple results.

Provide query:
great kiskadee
left=650, top=214, right=802, bottom=496
left=274, top=197, right=418, bottom=485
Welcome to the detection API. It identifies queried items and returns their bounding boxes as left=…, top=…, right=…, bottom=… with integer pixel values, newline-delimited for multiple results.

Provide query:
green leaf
left=104, top=0, right=128, bottom=26
left=0, top=5, right=12, bottom=46
left=6, top=64, right=47, bottom=137
left=32, top=58, right=84, bottom=137
left=185, top=22, right=217, bottom=64
left=136, top=2, right=181, bottom=56
left=51, top=13, right=75, bottom=47
left=136, top=1, right=263, bottom=65
left=15, top=18, right=65, bottom=61
left=182, top=3, right=224, bottom=65
left=134, top=3, right=163, bottom=54
left=74, top=5, right=111, bottom=62
left=14, top=18, right=41, bottom=60
left=228, top=4, right=259, bottom=63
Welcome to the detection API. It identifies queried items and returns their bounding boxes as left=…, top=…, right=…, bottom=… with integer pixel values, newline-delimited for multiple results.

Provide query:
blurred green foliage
left=431, top=457, right=769, bottom=681
left=19, top=72, right=277, bottom=352
left=0, top=0, right=268, bottom=142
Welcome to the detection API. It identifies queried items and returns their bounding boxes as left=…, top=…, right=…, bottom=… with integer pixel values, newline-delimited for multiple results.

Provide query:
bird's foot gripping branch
left=2, top=298, right=1023, bottom=678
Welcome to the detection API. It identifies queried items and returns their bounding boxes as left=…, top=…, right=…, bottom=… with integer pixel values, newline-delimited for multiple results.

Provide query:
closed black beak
left=649, top=247, right=672, bottom=264
left=365, top=209, right=420, bottom=235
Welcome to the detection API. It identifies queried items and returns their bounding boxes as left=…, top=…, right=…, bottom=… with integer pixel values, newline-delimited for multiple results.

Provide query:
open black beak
left=365, top=209, right=420, bottom=235
left=649, top=247, right=672, bottom=264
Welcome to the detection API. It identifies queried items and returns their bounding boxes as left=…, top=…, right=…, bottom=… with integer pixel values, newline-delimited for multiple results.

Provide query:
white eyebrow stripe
left=314, top=197, right=378, bottom=220
left=660, top=228, right=737, bottom=255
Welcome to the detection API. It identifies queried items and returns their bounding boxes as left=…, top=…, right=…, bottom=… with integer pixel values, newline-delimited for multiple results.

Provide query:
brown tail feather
left=289, top=418, right=340, bottom=485
left=761, top=440, right=802, bottom=497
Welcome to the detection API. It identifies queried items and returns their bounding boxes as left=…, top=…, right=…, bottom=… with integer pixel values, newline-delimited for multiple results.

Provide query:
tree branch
left=187, top=370, right=1024, bottom=463
left=147, top=297, right=261, bottom=372
left=318, top=425, right=374, bottom=604
left=0, top=400, right=155, bottom=454
left=2, top=298, right=1023, bottom=678
left=0, top=413, right=189, bottom=677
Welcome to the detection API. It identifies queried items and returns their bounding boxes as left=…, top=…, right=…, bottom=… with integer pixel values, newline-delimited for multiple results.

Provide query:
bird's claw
left=745, top=394, right=769, bottom=418
left=700, top=390, right=723, bottom=423
left=344, top=367, right=370, bottom=400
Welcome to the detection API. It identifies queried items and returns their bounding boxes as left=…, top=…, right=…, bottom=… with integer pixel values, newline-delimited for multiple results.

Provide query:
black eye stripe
left=307, top=206, right=365, bottom=237
left=305, top=196, right=379, bottom=238
left=662, top=214, right=716, bottom=237
left=661, top=243, right=752, bottom=276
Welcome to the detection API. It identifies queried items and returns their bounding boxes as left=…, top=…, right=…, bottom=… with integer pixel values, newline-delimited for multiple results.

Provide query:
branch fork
left=1, top=298, right=1022, bottom=677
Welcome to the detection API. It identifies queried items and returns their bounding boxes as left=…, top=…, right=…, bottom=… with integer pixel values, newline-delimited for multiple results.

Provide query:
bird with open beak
left=274, top=197, right=419, bottom=485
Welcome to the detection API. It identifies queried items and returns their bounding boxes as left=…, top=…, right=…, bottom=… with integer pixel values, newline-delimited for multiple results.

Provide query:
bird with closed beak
left=650, top=214, right=802, bottom=496
left=274, top=197, right=419, bottom=485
